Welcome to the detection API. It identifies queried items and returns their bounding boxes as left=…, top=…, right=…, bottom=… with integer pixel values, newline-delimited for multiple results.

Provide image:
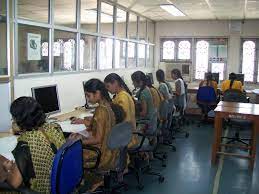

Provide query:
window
left=100, top=2, right=113, bottom=35
left=147, top=45, right=154, bottom=67
left=211, top=63, right=224, bottom=80
left=241, top=40, right=256, bottom=82
left=18, top=24, right=49, bottom=74
left=128, top=13, right=137, bottom=40
left=128, top=42, right=136, bottom=67
left=138, top=44, right=145, bottom=67
left=17, top=0, right=49, bottom=23
left=178, top=40, right=191, bottom=60
left=99, top=38, right=113, bottom=70
left=80, top=34, right=96, bottom=70
left=54, top=30, right=76, bottom=72
left=115, top=40, right=126, bottom=69
left=147, top=21, right=155, bottom=43
left=116, top=8, right=127, bottom=38
left=162, top=41, right=175, bottom=60
left=81, top=0, right=97, bottom=33
left=41, top=42, right=48, bottom=57
left=54, top=0, right=76, bottom=28
left=0, top=2, right=7, bottom=75
left=139, top=17, right=146, bottom=41
left=195, top=40, right=209, bottom=79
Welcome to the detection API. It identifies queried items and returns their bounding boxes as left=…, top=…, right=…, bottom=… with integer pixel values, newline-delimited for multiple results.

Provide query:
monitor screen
left=235, top=74, right=244, bottom=85
left=31, top=85, right=60, bottom=115
left=146, top=73, right=154, bottom=84
left=204, top=72, right=219, bottom=84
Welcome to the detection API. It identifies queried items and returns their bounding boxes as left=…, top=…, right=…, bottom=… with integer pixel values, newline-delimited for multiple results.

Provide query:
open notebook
left=0, top=136, right=17, bottom=161
left=56, top=120, right=89, bottom=137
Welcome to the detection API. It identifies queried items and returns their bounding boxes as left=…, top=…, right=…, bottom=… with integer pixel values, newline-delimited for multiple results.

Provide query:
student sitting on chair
left=156, top=69, right=173, bottom=99
left=221, top=72, right=243, bottom=93
left=0, top=97, right=65, bottom=193
left=199, top=72, right=218, bottom=94
left=171, top=69, right=187, bottom=112
left=104, top=73, right=138, bottom=148
left=131, top=71, right=155, bottom=123
left=70, top=79, right=125, bottom=191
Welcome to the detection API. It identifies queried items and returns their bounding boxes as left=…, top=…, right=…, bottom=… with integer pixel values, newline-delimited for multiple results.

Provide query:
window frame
left=240, top=38, right=259, bottom=83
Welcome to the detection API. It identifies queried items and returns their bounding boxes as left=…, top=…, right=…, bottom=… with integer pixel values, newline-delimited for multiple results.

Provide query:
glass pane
left=128, top=42, right=136, bottom=67
left=138, top=44, right=145, bottom=67
left=162, top=41, right=175, bottom=60
left=211, top=63, right=224, bottom=80
left=242, top=41, right=255, bottom=82
left=178, top=40, right=191, bottom=60
left=99, top=38, right=113, bottom=70
left=147, top=45, right=154, bottom=67
left=100, top=2, right=113, bottom=35
left=0, top=9, right=7, bottom=75
left=18, top=24, right=49, bottom=74
left=81, top=0, right=97, bottom=33
left=17, top=0, right=48, bottom=23
left=139, top=17, right=146, bottom=41
left=147, top=21, right=154, bottom=43
left=54, top=0, right=76, bottom=28
left=0, top=0, right=6, bottom=16
left=54, top=30, right=76, bottom=72
left=195, top=40, right=209, bottom=79
left=128, top=13, right=137, bottom=40
left=115, top=40, right=126, bottom=69
left=116, top=8, right=126, bottom=38
left=80, top=34, right=96, bottom=71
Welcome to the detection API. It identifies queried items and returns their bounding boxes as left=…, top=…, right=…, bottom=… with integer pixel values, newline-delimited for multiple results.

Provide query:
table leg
left=212, top=113, right=222, bottom=165
left=250, top=119, right=257, bottom=169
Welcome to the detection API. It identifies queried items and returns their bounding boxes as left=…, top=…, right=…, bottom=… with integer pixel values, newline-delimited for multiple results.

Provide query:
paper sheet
left=78, top=112, right=94, bottom=119
left=0, top=136, right=17, bottom=161
left=57, top=121, right=89, bottom=137
left=253, top=89, right=259, bottom=95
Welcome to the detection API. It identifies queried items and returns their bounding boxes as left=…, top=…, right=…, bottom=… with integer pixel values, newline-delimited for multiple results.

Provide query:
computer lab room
left=1, top=0, right=259, bottom=193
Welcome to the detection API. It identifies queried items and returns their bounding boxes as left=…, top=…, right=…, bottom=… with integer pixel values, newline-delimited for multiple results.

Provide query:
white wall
left=14, top=67, right=154, bottom=115
left=155, top=19, right=259, bottom=85
left=0, top=83, right=11, bottom=132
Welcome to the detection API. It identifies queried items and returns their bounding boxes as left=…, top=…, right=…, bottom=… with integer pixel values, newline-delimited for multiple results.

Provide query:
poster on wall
left=27, top=33, right=41, bottom=61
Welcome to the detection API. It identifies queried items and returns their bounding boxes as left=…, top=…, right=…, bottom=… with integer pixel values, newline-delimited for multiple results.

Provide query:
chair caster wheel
left=185, top=133, right=189, bottom=138
left=159, top=176, right=165, bottom=183
left=137, top=184, right=144, bottom=190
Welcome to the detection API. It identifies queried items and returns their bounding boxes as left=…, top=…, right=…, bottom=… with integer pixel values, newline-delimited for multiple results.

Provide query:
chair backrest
left=51, top=140, right=83, bottom=194
left=197, top=86, right=217, bottom=104
left=223, top=89, right=247, bottom=103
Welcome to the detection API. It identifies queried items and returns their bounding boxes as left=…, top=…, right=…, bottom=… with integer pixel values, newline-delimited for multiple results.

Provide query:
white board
left=0, top=83, right=11, bottom=132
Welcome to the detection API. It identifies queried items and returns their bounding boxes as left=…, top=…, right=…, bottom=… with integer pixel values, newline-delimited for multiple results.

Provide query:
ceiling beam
left=204, top=0, right=218, bottom=19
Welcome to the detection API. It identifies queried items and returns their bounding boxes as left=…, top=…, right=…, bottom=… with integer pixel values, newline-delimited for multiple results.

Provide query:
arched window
left=162, top=41, right=174, bottom=60
left=195, top=40, right=209, bottom=79
left=242, top=41, right=255, bottom=82
left=178, top=40, right=191, bottom=60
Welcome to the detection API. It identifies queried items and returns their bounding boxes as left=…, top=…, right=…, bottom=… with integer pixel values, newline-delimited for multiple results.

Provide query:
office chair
left=128, top=110, right=165, bottom=190
left=51, top=139, right=84, bottom=194
left=222, top=89, right=251, bottom=147
left=196, top=86, right=217, bottom=127
left=83, top=121, right=133, bottom=194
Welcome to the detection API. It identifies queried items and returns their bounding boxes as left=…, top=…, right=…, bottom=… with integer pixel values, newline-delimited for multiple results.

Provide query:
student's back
left=221, top=73, right=243, bottom=93
left=149, top=87, right=163, bottom=111
left=137, top=87, right=155, bottom=120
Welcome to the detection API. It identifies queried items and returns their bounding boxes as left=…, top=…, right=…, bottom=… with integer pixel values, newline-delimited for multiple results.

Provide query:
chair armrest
left=82, top=145, right=101, bottom=170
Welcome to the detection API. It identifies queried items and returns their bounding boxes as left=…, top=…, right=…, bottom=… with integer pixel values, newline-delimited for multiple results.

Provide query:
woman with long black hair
left=221, top=72, right=243, bottom=93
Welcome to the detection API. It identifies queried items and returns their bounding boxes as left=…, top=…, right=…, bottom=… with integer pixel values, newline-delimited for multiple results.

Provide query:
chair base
left=222, top=132, right=251, bottom=147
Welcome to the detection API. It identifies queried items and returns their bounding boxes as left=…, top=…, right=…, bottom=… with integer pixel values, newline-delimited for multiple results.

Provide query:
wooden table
left=212, top=101, right=259, bottom=169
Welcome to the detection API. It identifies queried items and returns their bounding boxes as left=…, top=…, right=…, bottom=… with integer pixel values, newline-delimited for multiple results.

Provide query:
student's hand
left=71, top=118, right=85, bottom=125
left=3, top=160, right=15, bottom=172
left=69, top=133, right=84, bottom=141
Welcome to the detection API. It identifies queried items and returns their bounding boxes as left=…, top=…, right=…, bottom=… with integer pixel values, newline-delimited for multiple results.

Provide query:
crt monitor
left=146, top=73, right=154, bottom=84
left=204, top=72, right=219, bottom=84
left=235, top=73, right=244, bottom=85
left=31, top=85, right=60, bottom=115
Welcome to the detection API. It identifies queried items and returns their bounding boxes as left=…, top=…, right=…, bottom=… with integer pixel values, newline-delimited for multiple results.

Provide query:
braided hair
left=131, top=71, right=147, bottom=100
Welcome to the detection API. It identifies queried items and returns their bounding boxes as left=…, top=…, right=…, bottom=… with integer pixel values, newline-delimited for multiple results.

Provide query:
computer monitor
left=146, top=73, right=154, bottom=84
left=31, top=85, right=60, bottom=115
left=204, top=72, right=219, bottom=84
left=235, top=73, right=244, bottom=85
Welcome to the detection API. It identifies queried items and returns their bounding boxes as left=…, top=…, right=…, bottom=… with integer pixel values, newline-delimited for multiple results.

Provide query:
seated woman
left=171, top=69, right=187, bottom=112
left=0, top=97, right=65, bottom=193
left=104, top=73, right=138, bottom=147
left=199, top=72, right=218, bottom=94
left=70, top=79, right=125, bottom=190
left=131, top=71, right=155, bottom=122
left=221, top=72, right=243, bottom=93
left=156, top=69, right=172, bottom=101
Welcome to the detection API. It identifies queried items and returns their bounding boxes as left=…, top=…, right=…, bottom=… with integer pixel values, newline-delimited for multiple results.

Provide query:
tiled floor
left=125, top=120, right=259, bottom=194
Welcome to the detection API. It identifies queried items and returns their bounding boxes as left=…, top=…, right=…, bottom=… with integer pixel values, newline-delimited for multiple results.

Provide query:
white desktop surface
left=0, top=136, right=17, bottom=161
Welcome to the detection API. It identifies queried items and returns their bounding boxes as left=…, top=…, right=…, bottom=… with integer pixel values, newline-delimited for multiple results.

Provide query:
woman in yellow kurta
left=71, top=79, right=125, bottom=190
left=221, top=72, right=243, bottom=93
left=104, top=73, right=138, bottom=148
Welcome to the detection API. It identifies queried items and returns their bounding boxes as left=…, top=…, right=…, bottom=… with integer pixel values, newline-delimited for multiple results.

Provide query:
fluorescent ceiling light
left=160, top=4, right=185, bottom=16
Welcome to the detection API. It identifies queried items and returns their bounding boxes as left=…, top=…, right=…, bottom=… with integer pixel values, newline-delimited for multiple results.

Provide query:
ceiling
left=16, top=0, right=259, bottom=25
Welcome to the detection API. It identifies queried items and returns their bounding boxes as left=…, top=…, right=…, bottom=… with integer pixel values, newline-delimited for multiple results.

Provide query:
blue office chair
left=196, top=86, right=217, bottom=126
left=51, top=139, right=83, bottom=194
